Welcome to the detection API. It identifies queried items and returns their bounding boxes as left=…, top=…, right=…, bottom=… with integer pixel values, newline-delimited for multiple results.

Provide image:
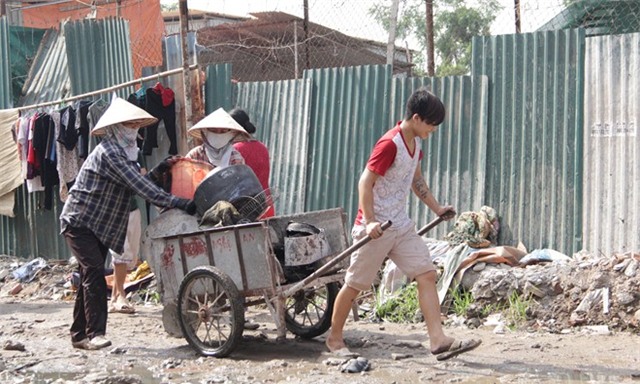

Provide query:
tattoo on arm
left=413, top=175, right=431, bottom=200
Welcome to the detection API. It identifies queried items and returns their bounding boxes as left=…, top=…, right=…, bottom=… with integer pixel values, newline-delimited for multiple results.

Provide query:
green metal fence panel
left=18, top=28, right=71, bottom=107
left=303, top=65, right=391, bottom=223
left=471, top=29, right=585, bottom=255
left=64, top=18, right=134, bottom=99
left=204, top=63, right=233, bottom=114
left=583, top=32, right=640, bottom=255
left=391, top=76, right=489, bottom=240
left=9, top=26, right=46, bottom=106
left=235, top=79, right=312, bottom=215
left=0, top=17, right=11, bottom=109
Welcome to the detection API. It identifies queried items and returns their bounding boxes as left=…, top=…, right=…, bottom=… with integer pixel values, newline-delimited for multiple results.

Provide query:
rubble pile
left=460, top=251, right=640, bottom=332
left=0, top=255, right=76, bottom=301
left=1, top=250, right=639, bottom=334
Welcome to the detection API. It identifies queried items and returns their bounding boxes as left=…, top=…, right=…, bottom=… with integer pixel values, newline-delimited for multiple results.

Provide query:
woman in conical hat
left=185, top=107, right=250, bottom=168
left=59, top=97, right=196, bottom=351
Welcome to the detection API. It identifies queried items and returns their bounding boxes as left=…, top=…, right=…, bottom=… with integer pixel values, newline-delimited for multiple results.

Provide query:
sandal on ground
left=329, top=347, right=359, bottom=358
left=109, top=299, right=136, bottom=314
left=434, top=338, right=482, bottom=361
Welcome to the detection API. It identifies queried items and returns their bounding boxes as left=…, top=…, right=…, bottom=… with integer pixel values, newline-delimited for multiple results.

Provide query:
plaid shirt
left=185, top=145, right=245, bottom=166
left=60, top=139, right=183, bottom=254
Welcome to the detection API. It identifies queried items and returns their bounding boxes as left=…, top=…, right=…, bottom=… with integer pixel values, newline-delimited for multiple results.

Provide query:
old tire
left=177, top=266, right=244, bottom=357
left=285, top=282, right=339, bottom=339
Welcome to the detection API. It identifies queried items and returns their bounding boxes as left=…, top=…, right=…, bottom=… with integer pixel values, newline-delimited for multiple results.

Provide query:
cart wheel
left=177, top=266, right=244, bottom=357
left=285, top=282, right=339, bottom=339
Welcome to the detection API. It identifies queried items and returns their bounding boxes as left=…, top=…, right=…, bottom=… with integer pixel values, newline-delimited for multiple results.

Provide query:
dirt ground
left=1, top=295, right=639, bottom=384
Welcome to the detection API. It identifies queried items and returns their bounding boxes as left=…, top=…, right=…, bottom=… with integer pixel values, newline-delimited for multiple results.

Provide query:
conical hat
left=91, top=97, right=158, bottom=136
left=188, top=108, right=248, bottom=139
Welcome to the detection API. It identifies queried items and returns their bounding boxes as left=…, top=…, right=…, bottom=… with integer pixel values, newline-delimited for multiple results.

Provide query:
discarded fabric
left=341, top=357, right=370, bottom=373
left=11, top=257, right=47, bottom=283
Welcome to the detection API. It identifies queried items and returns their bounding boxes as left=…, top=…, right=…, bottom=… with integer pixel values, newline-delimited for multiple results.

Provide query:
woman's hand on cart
left=177, top=199, right=197, bottom=215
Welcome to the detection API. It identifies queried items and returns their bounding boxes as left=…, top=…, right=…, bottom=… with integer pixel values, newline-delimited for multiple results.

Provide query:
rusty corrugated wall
left=583, top=32, right=640, bottom=254
left=235, top=79, right=312, bottom=215
left=391, top=76, right=489, bottom=240
left=0, top=17, right=10, bottom=109
left=471, top=29, right=585, bottom=255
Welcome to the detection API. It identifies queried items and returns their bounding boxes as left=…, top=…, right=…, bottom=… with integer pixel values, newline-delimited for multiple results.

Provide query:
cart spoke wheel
left=285, top=282, right=339, bottom=339
left=178, top=266, right=244, bottom=357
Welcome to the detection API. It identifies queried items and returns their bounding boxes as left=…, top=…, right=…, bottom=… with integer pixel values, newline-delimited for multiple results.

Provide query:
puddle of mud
left=27, top=366, right=158, bottom=383
left=20, top=361, right=640, bottom=384
left=455, top=361, right=639, bottom=383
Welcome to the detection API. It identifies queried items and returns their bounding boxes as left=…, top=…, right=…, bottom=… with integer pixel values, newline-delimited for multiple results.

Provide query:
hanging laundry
left=128, top=88, right=147, bottom=148
left=52, top=110, right=82, bottom=202
left=0, top=109, right=25, bottom=217
left=143, top=83, right=177, bottom=156
left=86, top=99, right=109, bottom=157
left=75, top=100, right=94, bottom=158
left=57, top=105, right=78, bottom=151
left=26, top=113, right=45, bottom=192
left=33, top=113, right=60, bottom=210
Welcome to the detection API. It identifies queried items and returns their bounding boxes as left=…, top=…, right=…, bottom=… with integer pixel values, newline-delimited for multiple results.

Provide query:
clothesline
left=16, top=64, right=199, bottom=112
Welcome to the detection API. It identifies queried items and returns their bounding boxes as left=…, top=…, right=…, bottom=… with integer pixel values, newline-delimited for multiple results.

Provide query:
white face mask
left=123, top=146, right=139, bottom=161
left=203, top=130, right=236, bottom=149
left=107, top=124, right=139, bottom=161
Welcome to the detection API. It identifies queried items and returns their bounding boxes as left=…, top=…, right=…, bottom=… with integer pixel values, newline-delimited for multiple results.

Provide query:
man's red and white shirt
left=355, top=124, right=422, bottom=230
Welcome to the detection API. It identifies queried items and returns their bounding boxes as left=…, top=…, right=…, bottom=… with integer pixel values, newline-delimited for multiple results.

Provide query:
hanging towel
left=0, top=109, right=24, bottom=217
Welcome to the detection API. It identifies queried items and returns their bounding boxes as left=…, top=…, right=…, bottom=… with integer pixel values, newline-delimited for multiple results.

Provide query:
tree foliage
left=161, top=1, right=178, bottom=12
left=369, top=0, right=501, bottom=76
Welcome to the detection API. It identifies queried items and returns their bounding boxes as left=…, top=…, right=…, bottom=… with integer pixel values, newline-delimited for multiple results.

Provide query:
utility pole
left=425, top=0, right=435, bottom=76
left=1, top=0, right=6, bottom=17
left=303, top=0, right=310, bottom=71
left=386, top=0, right=400, bottom=68
left=514, top=0, right=521, bottom=33
left=178, top=0, right=192, bottom=154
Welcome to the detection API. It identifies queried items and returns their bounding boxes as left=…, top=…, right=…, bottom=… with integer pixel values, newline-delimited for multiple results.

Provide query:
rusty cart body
left=141, top=207, right=351, bottom=357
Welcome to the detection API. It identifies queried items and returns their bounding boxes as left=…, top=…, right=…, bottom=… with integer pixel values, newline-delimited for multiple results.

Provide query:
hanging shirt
left=57, top=106, right=78, bottom=151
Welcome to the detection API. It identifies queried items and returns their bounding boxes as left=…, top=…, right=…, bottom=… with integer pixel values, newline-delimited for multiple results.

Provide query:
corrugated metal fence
left=6, top=26, right=640, bottom=259
left=206, top=64, right=489, bottom=236
left=64, top=18, right=134, bottom=99
left=471, top=29, right=585, bottom=255
left=235, top=79, right=313, bottom=215
left=303, top=65, right=392, bottom=219
left=583, top=32, right=640, bottom=255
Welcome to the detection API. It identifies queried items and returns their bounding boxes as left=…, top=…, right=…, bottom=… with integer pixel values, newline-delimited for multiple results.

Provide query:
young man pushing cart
left=325, top=88, right=482, bottom=361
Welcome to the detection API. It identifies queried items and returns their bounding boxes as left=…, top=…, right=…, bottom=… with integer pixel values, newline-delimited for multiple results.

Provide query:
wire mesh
left=192, top=0, right=639, bottom=79
left=234, top=187, right=279, bottom=222
left=5, top=0, right=638, bottom=94
left=4, top=0, right=164, bottom=80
